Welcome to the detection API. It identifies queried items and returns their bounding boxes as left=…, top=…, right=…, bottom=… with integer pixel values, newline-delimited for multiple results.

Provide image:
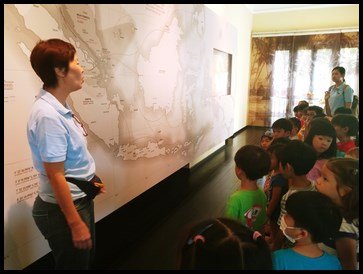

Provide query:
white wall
left=205, top=4, right=253, bottom=133
left=190, top=4, right=252, bottom=167
left=252, top=4, right=358, bottom=33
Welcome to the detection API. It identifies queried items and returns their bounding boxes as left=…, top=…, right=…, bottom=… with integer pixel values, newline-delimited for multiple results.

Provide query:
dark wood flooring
left=25, top=126, right=267, bottom=270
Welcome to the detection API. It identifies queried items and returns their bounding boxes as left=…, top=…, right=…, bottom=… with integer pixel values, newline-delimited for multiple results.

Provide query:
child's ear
left=342, top=126, right=349, bottom=134
left=300, top=229, right=309, bottom=239
left=338, top=185, right=352, bottom=197
left=235, top=166, right=243, bottom=179
left=286, top=163, right=294, bottom=173
left=279, top=162, right=286, bottom=173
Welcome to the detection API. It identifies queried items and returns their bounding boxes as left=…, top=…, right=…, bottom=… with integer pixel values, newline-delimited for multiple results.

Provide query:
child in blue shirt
left=273, top=191, right=342, bottom=270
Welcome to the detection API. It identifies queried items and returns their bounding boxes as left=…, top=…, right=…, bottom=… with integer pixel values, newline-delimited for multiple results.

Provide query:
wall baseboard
left=231, top=125, right=270, bottom=138
left=187, top=143, right=226, bottom=171
left=188, top=125, right=267, bottom=171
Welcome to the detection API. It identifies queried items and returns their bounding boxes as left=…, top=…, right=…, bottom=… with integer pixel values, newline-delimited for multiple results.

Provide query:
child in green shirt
left=225, top=145, right=271, bottom=232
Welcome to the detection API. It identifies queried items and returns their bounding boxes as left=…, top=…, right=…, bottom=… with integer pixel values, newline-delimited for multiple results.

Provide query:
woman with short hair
left=27, top=38, right=105, bottom=269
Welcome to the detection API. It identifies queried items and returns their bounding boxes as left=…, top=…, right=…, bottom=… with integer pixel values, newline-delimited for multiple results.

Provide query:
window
left=213, top=49, right=232, bottom=96
left=271, top=50, right=290, bottom=120
left=272, top=50, right=290, bottom=97
left=293, top=50, right=312, bottom=99
left=312, top=49, right=332, bottom=106
left=339, top=47, right=359, bottom=95
left=249, top=32, right=359, bottom=127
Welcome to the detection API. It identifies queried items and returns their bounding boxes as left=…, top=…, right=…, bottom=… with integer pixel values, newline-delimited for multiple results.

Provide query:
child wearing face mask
left=315, top=158, right=359, bottom=270
left=271, top=140, right=317, bottom=251
left=273, top=191, right=342, bottom=270
left=304, top=118, right=337, bottom=183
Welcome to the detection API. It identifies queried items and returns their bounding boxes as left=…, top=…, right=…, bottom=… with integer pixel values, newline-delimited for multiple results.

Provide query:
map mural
left=4, top=4, right=236, bottom=269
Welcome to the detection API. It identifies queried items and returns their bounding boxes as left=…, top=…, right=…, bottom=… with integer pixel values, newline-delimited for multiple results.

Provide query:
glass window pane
left=293, top=49, right=312, bottom=99
left=312, top=49, right=332, bottom=107
left=272, top=50, right=290, bottom=97
left=339, top=47, right=359, bottom=95
left=271, top=50, right=290, bottom=120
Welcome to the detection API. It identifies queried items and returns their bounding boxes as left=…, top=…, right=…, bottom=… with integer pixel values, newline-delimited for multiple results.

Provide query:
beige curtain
left=248, top=32, right=359, bottom=127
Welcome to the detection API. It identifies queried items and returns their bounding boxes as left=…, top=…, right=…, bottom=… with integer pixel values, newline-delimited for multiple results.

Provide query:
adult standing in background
left=27, top=39, right=105, bottom=269
left=324, top=66, right=354, bottom=117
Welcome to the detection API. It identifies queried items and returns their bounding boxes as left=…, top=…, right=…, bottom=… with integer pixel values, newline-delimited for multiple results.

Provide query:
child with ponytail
left=177, top=217, right=272, bottom=270
left=315, top=158, right=359, bottom=270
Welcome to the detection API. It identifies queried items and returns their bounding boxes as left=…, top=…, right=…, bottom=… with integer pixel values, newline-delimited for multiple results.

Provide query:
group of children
left=177, top=101, right=359, bottom=270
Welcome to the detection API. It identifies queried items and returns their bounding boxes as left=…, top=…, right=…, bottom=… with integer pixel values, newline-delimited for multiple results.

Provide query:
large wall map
left=4, top=4, right=236, bottom=269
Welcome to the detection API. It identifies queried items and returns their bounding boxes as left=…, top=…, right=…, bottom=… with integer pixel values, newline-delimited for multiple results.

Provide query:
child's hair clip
left=193, top=235, right=205, bottom=244
left=252, top=231, right=262, bottom=241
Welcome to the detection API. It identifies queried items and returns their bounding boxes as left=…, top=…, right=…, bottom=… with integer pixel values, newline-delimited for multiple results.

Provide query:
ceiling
left=245, top=4, right=356, bottom=13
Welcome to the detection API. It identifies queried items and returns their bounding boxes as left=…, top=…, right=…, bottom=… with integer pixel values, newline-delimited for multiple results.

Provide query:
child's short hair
left=293, top=105, right=304, bottom=113
left=178, top=217, right=272, bottom=270
left=304, top=118, right=337, bottom=159
left=325, top=158, right=359, bottom=223
left=267, top=142, right=287, bottom=165
left=270, top=137, right=291, bottom=147
left=279, top=140, right=317, bottom=176
left=234, top=145, right=270, bottom=180
left=313, top=113, right=327, bottom=119
left=307, top=106, right=325, bottom=116
left=272, top=118, right=292, bottom=132
left=293, top=105, right=300, bottom=113
left=285, top=191, right=342, bottom=243
left=331, top=114, right=359, bottom=137
left=301, top=107, right=308, bottom=115
left=298, top=100, right=309, bottom=109
left=289, top=117, right=302, bottom=132
left=334, top=107, right=353, bottom=115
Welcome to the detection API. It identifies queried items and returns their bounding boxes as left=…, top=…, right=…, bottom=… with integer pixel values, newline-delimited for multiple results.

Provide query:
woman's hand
left=43, top=161, right=93, bottom=250
left=70, top=221, right=92, bottom=249
left=94, top=182, right=106, bottom=194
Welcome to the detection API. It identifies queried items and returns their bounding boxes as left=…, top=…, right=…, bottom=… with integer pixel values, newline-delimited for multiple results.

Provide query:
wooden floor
left=25, top=126, right=267, bottom=270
